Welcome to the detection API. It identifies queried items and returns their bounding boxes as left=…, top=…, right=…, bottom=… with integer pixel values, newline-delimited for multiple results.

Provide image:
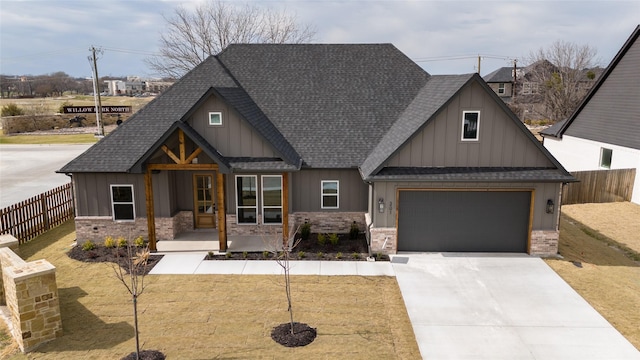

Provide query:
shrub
left=317, top=233, right=326, bottom=246
left=329, top=233, right=339, bottom=246
left=375, top=252, right=383, bottom=261
left=225, top=252, right=232, bottom=259
left=117, top=237, right=128, bottom=248
left=262, top=250, right=270, bottom=259
left=104, top=236, right=116, bottom=248
left=349, top=222, right=359, bottom=239
left=82, top=240, right=96, bottom=251
left=351, top=252, right=360, bottom=259
left=336, top=252, right=343, bottom=259
left=208, top=251, right=214, bottom=258
left=242, top=251, right=248, bottom=259
left=58, top=101, right=72, bottom=114
left=300, top=222, right=311, bottom=240
left=297, top=251, right=306, bottom=259
left=134, top=236, right=145, bottom=248
left=1, top=103, right=24, bottom=116
left=317, top=252, right=324, bottom=258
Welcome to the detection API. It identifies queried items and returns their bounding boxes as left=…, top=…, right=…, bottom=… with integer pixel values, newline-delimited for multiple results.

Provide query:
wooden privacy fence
left=0, top=183, right=74, bottom=244
left=562, top=168, right=636, bottom=205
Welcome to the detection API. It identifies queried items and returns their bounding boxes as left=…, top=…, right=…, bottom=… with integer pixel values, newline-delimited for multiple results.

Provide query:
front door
left=193, top=174, right=216, bottom=228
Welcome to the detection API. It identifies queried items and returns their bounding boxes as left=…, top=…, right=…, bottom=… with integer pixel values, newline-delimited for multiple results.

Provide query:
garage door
left=397, top=190, right=531, bottom=252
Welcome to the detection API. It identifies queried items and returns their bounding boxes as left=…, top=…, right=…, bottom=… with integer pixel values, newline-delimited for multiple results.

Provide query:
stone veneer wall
left=530, top=230, right=559, bottom=256
left=367, top=226, right=560, bottom=256
left=0, top=238, right=62, bottom=353
left=225, top=212, right=365, bottom=237
left=0, top=234, right=21, bottom=305
left=291, top=212, right=365, bottom=234
left=74, top=211, right=195, bottom=244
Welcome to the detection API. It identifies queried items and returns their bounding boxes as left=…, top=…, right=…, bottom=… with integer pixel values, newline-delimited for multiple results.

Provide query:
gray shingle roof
left=59, top=56, right=238, bottom=173
left=483, top=67, right=515, bottom=83
left=548, top=25, right=640, bottom=150
left=60, top=43, right=429, bottom=173
left=217, top=43, right=430, bottom=168
left=370, top=167, right=577, bottom=182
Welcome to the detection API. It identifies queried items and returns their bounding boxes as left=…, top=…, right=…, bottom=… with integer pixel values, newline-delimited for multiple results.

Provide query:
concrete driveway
left=391, top=253, right=640, bottom=359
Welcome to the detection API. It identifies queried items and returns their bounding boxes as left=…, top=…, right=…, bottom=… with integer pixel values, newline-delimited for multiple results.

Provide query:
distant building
left=103, top=77, right=175, bottom=96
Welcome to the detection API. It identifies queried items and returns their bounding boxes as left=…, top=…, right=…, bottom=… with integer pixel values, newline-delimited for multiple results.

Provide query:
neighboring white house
left=541, top=25, right=640, bottom=204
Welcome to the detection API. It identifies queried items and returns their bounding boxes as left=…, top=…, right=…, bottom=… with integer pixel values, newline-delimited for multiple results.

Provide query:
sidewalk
left=149, top=252, right=395, bottom=276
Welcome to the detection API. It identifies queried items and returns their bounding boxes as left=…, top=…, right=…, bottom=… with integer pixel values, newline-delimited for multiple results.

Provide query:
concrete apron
left=390, top=253, right=640, bottom=360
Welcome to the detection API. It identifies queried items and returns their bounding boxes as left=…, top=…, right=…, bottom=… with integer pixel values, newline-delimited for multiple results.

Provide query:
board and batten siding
left=187, top=95, right=279, bottom=158
left=371, top=181, right=560, bottom=231
left=291, top=169, right=368, bottom=212
left=385, top=81, right=553, bottom=168
left=73, top=173, right=150, bottom=217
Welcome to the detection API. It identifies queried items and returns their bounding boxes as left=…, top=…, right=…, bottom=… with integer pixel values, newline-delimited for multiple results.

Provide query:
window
left=498, top=83, right=505, bottom=95
left=461, top=111, right=480, bottom=141
left=236, top=176, right=257, bottom=224
left=209, top=112, right=222, bottom=126
left=262, top=175, right=282, bottom=224
left=600, top=148, right=613, bottom=169
left=321, top=180, right=339, bottom=209
left=110, top=185, right=135, bottom=221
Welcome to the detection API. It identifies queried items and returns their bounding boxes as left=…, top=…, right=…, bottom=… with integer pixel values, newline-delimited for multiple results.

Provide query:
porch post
left=282, top=172, right=289, bottom=247
left=144, top=168, right=157, bottom=251
left=216, top=172, right=227, bottom=251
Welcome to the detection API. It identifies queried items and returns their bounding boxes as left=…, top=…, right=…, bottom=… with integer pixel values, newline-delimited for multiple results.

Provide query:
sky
left=0, top=0, right=638, bottom=79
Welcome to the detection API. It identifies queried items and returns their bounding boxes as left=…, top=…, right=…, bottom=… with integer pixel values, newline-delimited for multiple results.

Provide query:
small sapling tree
left=265, top=225, right=317, bottom=347
left=112, top=239, right=164, bottom=360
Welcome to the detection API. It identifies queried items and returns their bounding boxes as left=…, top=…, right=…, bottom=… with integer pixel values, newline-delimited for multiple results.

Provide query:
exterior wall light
left=378, top=198, right=385, bottom=213
left=546, top=199, right=555, bottom=214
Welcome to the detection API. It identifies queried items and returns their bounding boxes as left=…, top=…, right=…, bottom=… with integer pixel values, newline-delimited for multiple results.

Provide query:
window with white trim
left=461, top=111, right=480, bottom=141
left=321, top=180, right=339, bottom=209
left=498, top=83, right=505, bottom=95
left=236, top=175, right=257, bottom=224
left=110, top=185, right=135, bottom=221
left=600, top=147, right=612, bottom=169
left=262, top=175, right=282, bottom=224
left=209, top=111, right=222, bottom=126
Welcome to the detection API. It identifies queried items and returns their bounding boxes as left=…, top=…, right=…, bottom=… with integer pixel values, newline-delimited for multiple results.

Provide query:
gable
left=186, top=94, right=279, bottom=158
left=563, top=28, right=640, bottom=150
left=384, top=80, right=555, bottom=169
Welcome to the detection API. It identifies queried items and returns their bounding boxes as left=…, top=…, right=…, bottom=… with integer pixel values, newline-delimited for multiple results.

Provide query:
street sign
left=63, top=106, right=132, bottom=114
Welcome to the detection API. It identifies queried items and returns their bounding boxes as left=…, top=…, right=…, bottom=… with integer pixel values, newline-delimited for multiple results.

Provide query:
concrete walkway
left=149, top=252, right=640, bottom=359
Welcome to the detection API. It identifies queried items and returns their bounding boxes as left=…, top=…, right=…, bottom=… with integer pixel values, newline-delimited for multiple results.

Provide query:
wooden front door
left=193, top=174, right=216, bottom=228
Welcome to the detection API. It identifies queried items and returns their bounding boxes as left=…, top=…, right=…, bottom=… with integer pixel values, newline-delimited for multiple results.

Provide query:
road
left=0, top=144, right=92, bottom=208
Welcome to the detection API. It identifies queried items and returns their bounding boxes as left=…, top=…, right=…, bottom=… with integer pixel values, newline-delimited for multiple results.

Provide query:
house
left=541, top=25, right=640, bottom=205
left=59, top=44, right=574, bottom=256
left=483, top=66, right=520, bottom=101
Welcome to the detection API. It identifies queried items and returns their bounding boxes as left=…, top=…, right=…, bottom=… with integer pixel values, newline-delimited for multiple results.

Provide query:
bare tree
left=264, top=225, right=316, bottom=347
left=113, top=241, right=151, bottom=360
left=523, top=40, right=598, bottom=123
left=146, top=0, right=316, bottom=78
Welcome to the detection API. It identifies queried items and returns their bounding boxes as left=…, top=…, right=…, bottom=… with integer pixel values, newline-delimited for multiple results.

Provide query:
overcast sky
left=1, top=0, right=638, bottom=79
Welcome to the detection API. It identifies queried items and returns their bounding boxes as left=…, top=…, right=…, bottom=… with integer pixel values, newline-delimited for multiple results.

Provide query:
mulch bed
left=121, top=350, right=166, bottom=360
left=205, top=233, right=390, bottom=261
left=67, top=245, right=164, bottom=275
left=271, top=322, right=317, bottom=347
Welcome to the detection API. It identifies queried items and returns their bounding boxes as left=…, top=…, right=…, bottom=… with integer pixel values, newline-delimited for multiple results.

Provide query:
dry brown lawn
left=1, top=222, right=420, bottom=359
left=545, top=203, right=640, bottom=351
left=562, top=202, right=640, bottom=254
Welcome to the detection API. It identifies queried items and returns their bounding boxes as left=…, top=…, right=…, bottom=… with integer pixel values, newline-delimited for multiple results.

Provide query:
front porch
left=155, top=230, right=282, bottom=253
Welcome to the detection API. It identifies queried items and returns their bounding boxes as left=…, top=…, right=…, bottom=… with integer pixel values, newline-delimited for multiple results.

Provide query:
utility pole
left=477, top=55, right=481, bottom=74
left=512, top=58, right=518, bottom=101
left=89, top=46, right=105, bottom=137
